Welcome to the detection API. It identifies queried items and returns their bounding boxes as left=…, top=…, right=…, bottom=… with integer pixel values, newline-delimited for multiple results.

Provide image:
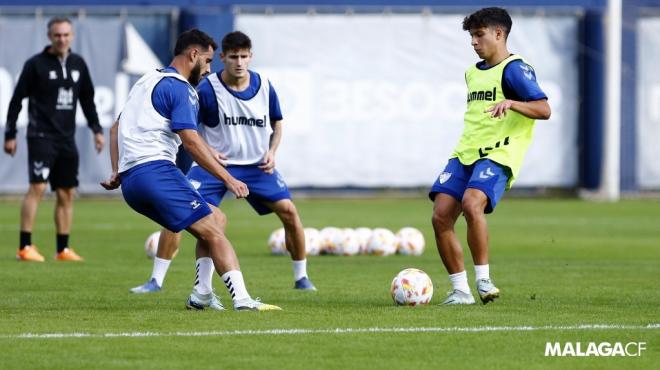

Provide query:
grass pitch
left=0, top=196, right=658, bottom=369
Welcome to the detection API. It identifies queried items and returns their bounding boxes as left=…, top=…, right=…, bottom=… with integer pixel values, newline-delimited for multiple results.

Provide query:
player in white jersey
left=102, top=29, right=280, bottom=311
left=130, top=31, right=316, bottom=296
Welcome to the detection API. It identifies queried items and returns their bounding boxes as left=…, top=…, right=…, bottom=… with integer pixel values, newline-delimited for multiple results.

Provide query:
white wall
left=236, top=13, right=580, bottom=187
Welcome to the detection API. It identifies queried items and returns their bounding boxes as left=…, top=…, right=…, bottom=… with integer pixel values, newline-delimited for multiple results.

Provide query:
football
left=390, top=268, right=434, bottom=306
left=320, top=226, right=343, bottom=255
left=367, top=228, right=397, bottom=256
left=396, top=227, right=426, bottom=256
left=268, top=227, right=288, bottom=255
left=144, top=231, right=160, bottom=259
left=354, top=227, right=372, bottom=254
left=304, top=227, right=322, bottom=256
left=339, top=228, right=361, bottom=256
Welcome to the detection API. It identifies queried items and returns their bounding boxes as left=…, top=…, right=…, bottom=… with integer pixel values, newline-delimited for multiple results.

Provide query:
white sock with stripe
left=194, top=257, right=214, bottom=295
left=221, top=270, right=250, bottom=302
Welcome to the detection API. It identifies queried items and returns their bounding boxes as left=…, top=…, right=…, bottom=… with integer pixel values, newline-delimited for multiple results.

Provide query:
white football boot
left=441, top=289, right=476, bottom=305
left=476, top=278, right=500, bottom=304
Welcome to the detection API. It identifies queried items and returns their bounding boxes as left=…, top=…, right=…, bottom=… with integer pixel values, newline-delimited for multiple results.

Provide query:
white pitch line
left=2, top=324, right=658, bottom=340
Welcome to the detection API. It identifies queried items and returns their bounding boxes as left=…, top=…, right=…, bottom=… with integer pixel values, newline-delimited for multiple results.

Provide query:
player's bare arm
left=259, top=120, right=282, bottom=174
left=210, top=147, right=228, bottom=166
left=178, top=129, right=249, bottom=198
left=101, top=120, right=121, bottom=190
left=486, top=99, right=550, bottom=120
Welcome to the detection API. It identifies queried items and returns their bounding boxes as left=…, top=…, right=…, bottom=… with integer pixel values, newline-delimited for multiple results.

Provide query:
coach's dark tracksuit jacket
left=4, top=46, right=102, bottom=141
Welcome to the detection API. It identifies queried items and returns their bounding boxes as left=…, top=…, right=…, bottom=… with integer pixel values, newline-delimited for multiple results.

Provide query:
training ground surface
left=0, top=197, right=658, bottom=369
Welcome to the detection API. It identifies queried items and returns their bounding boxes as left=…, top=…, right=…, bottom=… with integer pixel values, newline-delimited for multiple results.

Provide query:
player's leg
left=53, top=187, right=82, bottom=260
left=461, top=188, right=489, bottom=265
left=241, top=166, right=316, bottom=290
left=270, top=200, right=305, bottom=259
left=17, top=137, right=53, bottom=262
left=120, top=161, right=216, bottom=305
left=51, top=139, right=82, bottom=261
left=432, top=194, right=474, bottom=305
left=429, top=158, right=475, bottom=304
left=432, top=194, right=465, bottom=274
left=17, top=183, right=47, bottom=261
left=186, top=206, right=281, bottom=311
left=183, top=166, right=228, bottom=301
left=266, top=199, right=316, bottom=290
left=464, top=159, right=509, bottom=304
left=21, top=183, right=47, bottom=234
left=130, top=229, right=181, bottom=293
left=131, top=165, right=221, bottom=294
left=462, top=188, right=499, bottom=304
left=185, top=209, right=225, bottom=309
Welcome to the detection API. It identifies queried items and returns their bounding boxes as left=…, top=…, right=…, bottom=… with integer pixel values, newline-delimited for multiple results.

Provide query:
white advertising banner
left=637, top=18, right=660, bottom=189
left=236, top=13, right=579, bottom=187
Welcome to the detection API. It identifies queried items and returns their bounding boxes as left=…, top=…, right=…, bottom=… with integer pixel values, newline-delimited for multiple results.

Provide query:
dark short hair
left=221, top=31, right=252, bottom=53
left=47, top=17, right=72, bottom=32
left=174, top=28, right=218, bottom=56
left=462, top=7, right=512, bottom=38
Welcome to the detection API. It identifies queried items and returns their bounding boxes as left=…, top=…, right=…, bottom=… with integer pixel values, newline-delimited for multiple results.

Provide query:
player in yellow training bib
left=428, top=7, right=551, bottom=305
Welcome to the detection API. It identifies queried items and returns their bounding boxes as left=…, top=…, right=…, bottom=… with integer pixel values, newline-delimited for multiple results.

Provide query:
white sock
left=448, top=270, right=470, bottom=294
left=474, top=264, right=490, bottom=281
left=151, top=257, right=171, bottom=287
left=221, top=270, right=250, bottom=302
left=292, top=259, right=308, bottom=281
left=194, top=257, right=214, bottom=295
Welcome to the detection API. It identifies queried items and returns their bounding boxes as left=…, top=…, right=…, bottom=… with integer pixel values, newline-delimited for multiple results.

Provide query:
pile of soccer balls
left=268, top=226, right=425, bottom=256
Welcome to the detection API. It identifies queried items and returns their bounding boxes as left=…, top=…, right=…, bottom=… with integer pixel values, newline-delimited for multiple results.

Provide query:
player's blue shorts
left=120, top=160, right=212, bottom=232
left=187, top=165, right=292, bottom=215
left=428, top=158, right=509, bottom=214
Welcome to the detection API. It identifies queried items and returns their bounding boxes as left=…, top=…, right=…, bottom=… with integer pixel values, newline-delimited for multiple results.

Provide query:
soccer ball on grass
left=390, top=268, right=434, bottom=306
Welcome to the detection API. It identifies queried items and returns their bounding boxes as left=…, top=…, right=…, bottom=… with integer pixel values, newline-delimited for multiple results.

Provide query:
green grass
left=0, top=197, right=658, bottom=369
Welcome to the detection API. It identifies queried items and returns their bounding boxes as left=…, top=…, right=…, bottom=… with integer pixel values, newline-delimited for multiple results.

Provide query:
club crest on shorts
left=32, top=161, right=50, bottom=180
left=439, top=172, right=452, bottom=184
left=188, top=179, right=201, bottom=190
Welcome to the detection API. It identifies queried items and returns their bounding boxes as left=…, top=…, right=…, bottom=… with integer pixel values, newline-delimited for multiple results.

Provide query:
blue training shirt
left=197, top=70, right=283, bottom=127
left=477, top=58, right=547, bottom=102
left=151, top=66, right=199, bottom=131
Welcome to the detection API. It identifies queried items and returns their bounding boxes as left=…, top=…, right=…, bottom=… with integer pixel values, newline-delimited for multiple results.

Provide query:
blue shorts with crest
left=120, top=160, right=212, bottom=232
left=429, top=158, right=509, bottom=214
left=187, top=165, right=291, bottom=216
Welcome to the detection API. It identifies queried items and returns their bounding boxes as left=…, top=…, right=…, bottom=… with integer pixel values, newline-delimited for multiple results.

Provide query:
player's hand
left=211, top=148, right=228, bottom=166
left=485, top=100, right=514, bottom=118
left=259, top=151, right=275, bottom=174
left=226, top=178, right=249, bottom=199
left=94, top=132, right=105, bottom=153
left=3, top=139, right=17, bottom=156
left=100, top=172, right=121, bottom=190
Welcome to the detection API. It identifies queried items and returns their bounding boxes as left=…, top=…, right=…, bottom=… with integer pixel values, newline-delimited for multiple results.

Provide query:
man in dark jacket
left=4, top=17, right=104, bottom=262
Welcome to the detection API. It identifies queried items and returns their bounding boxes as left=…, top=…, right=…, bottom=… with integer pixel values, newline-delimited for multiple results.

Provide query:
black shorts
left=27, top=137, right=79, bottom=190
